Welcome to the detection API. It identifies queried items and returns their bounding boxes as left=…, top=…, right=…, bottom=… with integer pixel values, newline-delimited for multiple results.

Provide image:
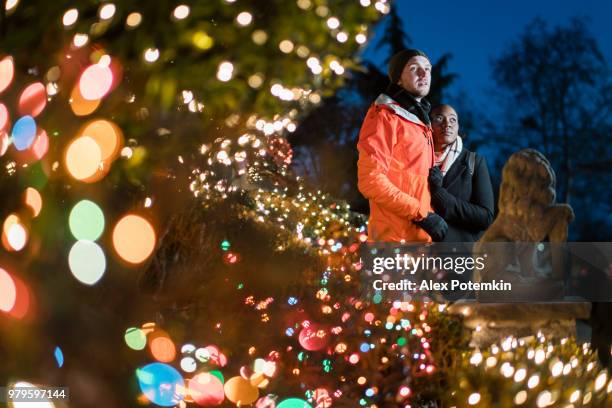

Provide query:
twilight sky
left=362, top=0, right=612, bottom=109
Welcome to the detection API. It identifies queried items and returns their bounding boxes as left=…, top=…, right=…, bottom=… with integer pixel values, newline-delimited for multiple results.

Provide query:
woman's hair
left=429, top=104, right=458, bottom=118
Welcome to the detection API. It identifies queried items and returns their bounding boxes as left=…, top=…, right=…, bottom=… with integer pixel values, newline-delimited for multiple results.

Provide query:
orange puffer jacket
left=357, top=94, right=434, bottom=242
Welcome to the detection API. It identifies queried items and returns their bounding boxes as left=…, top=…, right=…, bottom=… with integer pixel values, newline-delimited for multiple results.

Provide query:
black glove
left=415, top=212, right=448, bottom=242
left=428, top=166, right=444, bottom=192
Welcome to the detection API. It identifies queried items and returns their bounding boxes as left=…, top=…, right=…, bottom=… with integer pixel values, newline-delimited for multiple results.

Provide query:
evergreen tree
left=377, top=3, right=412, bottom=61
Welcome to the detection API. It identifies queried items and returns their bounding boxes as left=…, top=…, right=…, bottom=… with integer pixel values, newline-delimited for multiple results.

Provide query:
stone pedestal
left=448, top=302, right=591, bottom=348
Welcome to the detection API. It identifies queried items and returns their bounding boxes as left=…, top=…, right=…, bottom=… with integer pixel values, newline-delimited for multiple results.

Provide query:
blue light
left=360, top=343, right=370, bottom=353
left=136, top=363, right=185, bottom=407
left=54, top=346, right=64, bottom=368
left=12, top=115, right=37, bottom=151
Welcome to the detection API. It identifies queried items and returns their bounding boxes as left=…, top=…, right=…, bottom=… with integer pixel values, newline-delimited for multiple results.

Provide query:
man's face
left=398, top=55, right=431, bottom=99
left=431, top=105, right=459, bottom=147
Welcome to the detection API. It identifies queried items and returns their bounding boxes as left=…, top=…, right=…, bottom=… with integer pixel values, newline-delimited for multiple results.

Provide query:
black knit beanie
left=388, top=49, right=430, bottom=84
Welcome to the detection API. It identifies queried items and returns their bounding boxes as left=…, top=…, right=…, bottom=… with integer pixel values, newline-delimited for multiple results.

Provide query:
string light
left=279, top=40, right=294, bottom=54
left=326, top=17, right=340, bottom=29
left=236, top=11, right=253, bottom=26
left=172, top=5, right=190, bottom=20
left=73, top=33, right=89, bottom=48
left=217, top=61, right=234, bottom=82
left=468, top=392, right=480, bottom=405
left=144, top=48, right=160, bottom=63
left=5, top=0, right=19, bottom=12
left=98, top=3, right=116, bottom=20
left=126, top=12, right=142, bottom=27
left=62, top=8, right=78, bottom=26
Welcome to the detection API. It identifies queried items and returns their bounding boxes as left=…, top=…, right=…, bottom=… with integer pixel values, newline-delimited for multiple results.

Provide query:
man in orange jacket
left=357, top=49, right=448, bottom=242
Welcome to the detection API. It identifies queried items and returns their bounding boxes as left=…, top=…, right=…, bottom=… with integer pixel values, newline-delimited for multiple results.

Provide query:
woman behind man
left=427, top=104, right=494, bottom=242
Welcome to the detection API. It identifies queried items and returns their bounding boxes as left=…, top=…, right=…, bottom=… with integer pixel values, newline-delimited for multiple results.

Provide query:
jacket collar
left=375, top=94, right=428, bottom=127
left=443, top=150, right=469, bottom=186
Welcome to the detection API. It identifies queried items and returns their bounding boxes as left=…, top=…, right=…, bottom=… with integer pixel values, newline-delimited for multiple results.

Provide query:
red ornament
left=223, top=251, right=240, bottom=265
left=188, top=373, right=225, bottom=406
left=298, top=324, right=329, bottom=351
left=313, top=388, right=332, bottom=408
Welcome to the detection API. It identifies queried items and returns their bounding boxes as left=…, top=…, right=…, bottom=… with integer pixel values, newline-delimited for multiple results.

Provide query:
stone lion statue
left=474, top=148, right=575, bottom=286
left=451, top=149, right=589, bottom=346
left=480, top=148, right=574, bottom=244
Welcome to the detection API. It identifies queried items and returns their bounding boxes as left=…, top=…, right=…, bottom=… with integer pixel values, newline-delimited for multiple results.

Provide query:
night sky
left=363, top=0, right=612, bottom=112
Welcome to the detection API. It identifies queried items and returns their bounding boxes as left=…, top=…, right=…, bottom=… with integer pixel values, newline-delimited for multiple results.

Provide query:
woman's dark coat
left=431, top=149, right=495, bottom=242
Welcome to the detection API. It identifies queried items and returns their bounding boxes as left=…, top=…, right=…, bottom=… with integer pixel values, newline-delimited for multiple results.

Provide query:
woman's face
left=431, top=105, right=459, bottom=149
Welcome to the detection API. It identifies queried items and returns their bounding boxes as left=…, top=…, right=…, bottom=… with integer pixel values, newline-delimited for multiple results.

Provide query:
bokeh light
left=72, top=33, right=89, bottom=48
left=0, top=132, right=9, bottom=156
left=298, top=324, right=329, bottom=351
left=0, top=103, right=9, bottom=132
left=210, top=370, right=224, bottom=384
left=0, top=267, right=17, bottom=312
left=68, top=240, right=106, bottom=285
left=18, top=82, right=46, bottom=117
left=144, top=48, right=160, bottom=63
left=224, top=376, right=259, bottom=405
left=11, top=115, right=37, bottom=151
left=0, top=56, right=14, bottom=94
left=3, top=214, right=28, bottom=251
left=173, top=5, right=190, bottom=20
left=5, top=0, right=19, bottom=12
left=70, top=84, right=101, bottom=116
left=188, top=373, right=225, bottom=406
left=217, top=61, right=234, bottom=82
left=79, top=63, right=113, bottom=100
left=79, top=119, right=123, bottom=162
left=149, top=331, right=176, bottom=363
left=326, top=17, right=340, bottom=29
left=468, top=392, right=481, bottom=405
left=180, top=357, right=196, bottom=373
left=277, top=398, right=313, bottom=408
left=64, top=136, right=102, bottom=181
left=112, top=214, right=156, bottom=264
left=24, top=187, right=42, bottom=217
left=126, top=12, right=142, bottom=28
left=279, top=40, right=294, bottom=54
left=62, top=8, right=78, bottom=26
left=7, top=273, right=30, bottom=319
left=99, top=3, right=116, bottom=20
left=125, top=327, right=147, bottom=350
left=236, top=11, right=253, bottom=26
left=69, top=200, right=105, bottom=241
left=30, top=128, right=49, bottom=160
left=136, top=362, right=185, bottom=407
left=192, top=31, right=214, bottom=50
left=54, top=346, right=64, bottom=367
